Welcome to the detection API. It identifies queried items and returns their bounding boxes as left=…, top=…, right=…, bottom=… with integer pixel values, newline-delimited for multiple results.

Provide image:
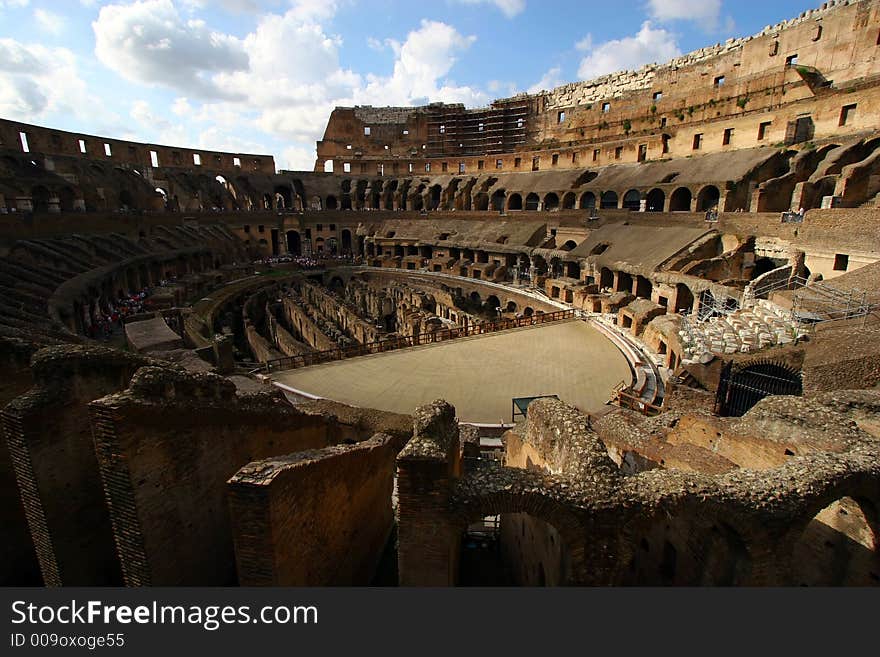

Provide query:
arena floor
left=272, top=320, right=632, bottom=424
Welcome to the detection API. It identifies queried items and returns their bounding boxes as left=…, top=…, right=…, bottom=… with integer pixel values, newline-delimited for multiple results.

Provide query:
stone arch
left=562, top=192, right=576, bottom=210
left=59, top=186, right=78, bottom=212
left=675, top=283, right=695, bottom=313
left=453, top=484, right=587, bottom=585
left=600, top=190, right=618, bottom=209
left=474, top=192, right=489, bottom=211
left=579, top=191, right=596, bottom=209
left=669, top=187, right=692, bottom=211
left=716, top=360, right=803, bottom=417
left=491, top=189, right=506, bottom=211
left=525, top=193, right=540, bottom=211
left=646, top=188, right=665, bottom=212
left=355, top=180, right=369, bottom=209
left=613, top=509, right=754, bottom=586
left=273, top=185, right=292, bottom=209
left=286, top=230, right=301, bottom=255
left=341, top=229, right=352, bottom=255
left=697, top=185, right=721, bottom=212
left=544, top=192, right=560, bottom=211
left=787, top=491, right=879, bottom=587
left=325, top=195, right=338, bottom=210
left=370, top=181, right=382, bottom=210
left=507, top=193, right=523, bottom=211
left=429, top=184, right=442, bottom=211
left=31, top=185, right=50, bottom=213
left=118, top=189, right=135, bottom=211
left=560, top=240, right=578, bottom=252
left=622, top=189, right=641, bottom=211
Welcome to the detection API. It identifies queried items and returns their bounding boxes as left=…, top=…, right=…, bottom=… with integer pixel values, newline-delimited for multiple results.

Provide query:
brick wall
left=228, top=433, right=399, bottom=585
left=89, top=367, right=337, bottom=585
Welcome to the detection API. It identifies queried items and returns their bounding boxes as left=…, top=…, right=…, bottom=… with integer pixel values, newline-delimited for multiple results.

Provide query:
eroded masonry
left=1, top=0, right=879, bottom=586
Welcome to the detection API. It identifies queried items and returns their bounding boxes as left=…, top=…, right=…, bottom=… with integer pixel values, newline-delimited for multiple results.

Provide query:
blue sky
left=0, top=0, right=816, bottom=169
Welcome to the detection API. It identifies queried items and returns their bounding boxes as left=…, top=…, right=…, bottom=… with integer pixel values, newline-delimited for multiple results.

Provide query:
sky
left=0, top=0, right=818, bottom=170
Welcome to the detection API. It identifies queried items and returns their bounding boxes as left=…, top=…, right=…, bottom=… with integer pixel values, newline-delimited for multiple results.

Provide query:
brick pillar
left=396, top=400, right=461, bottom=586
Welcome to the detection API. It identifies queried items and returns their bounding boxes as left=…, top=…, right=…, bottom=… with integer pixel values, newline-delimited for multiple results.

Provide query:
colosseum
left=1, top=0, right=879, bottom=587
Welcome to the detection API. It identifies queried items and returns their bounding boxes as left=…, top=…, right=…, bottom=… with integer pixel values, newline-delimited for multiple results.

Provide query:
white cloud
left=454, top=0, right=526, bottom=19
left=577, top=21, right=680, bottom=80
left=171, top=96, right=192, bottom=116
left=0, top=38, right=111, bottom=124
left=357, top=19, right=484, bottom=107
left=281, top=144, right=318, bottom=171
left=0, top=0, right=30, bottom=9
left=647, top=0, right=723, bottom=30
left=19, top=1, right=488, bottom=171
left=366, top=36, right=386, bottom=52
left=575, top=35, right=592, bottom=52
left=34, top=8, right=64, bottom=35
left=131, top=99, right=173, bottom=130
left=528, top=67, right=563, bottom=93
left=93, top=0, right=249, bottom=99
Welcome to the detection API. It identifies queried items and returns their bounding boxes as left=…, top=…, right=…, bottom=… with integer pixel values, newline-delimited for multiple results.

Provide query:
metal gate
left=715, top=361, right=803, bottom=417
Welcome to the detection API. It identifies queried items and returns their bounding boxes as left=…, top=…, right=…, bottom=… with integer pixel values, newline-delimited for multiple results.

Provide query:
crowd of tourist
left=85, top=277, right=178, bottom=340
left=254, top=253, right=362, bottom=269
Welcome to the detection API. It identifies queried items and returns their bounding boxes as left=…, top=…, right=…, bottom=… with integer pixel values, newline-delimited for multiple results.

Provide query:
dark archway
left=675, top=284, right=694, bottom=313
left=646, top=188, right=665, bottom=212
left=715, top=361, right=803, bottom=417
left=274, top=185, right=292, bottom=209
left=622, top=189, right=641, bottom=211
left=341, top=229, right=352, bottom=255
left=562, top=192, right=576, bottom=210
left=790, top=496, right=879, bottom=586
left=544, top=192, right=560, bottom=211
left=560, top=240, right=578, bottom=251
left=669, top=187, right=692, bottom=212
left=286, top=231, right=302, bottom=256
left=429, top=185, right=442, bottom=211
left=119, top=189, right=135, bottom=211
left=600, top=191, right=618, bottom=209
left=579, top=191, right=596, bottom=209
left=325, top=195, right=338, bottom=210
left=474, top=192, right=489, bottom=211
left=491, top=189, right=506, bottom=212
left=697, top=185, right=721, bottom=212
left=525, top=193, right=540, bottom=211
left=32, top=185, right=50, bottom=213
left=59, top=187, right=77, bottom=212
left=507, top=193, right=523, bottom=211
left=454, top=486, right=586, bottom=586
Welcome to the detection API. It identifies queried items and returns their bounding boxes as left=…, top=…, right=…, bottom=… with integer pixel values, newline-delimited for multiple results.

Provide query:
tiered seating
left=681, top=300, right=803, bottom=359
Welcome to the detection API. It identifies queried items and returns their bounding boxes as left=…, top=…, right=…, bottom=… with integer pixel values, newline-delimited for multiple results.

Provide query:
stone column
left=396, top=401, right=461, bottom=586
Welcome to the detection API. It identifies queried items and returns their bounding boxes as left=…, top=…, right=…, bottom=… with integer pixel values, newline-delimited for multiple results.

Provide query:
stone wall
left=0, top=338, right=41, bottom=585
left=399, top=396, right=880, bottom=586
left=228, top=433, right=402, bottom=586
left=88, top=367, right=337, bottom=585
left=1, top=118, right=275, bottom=175
left=1, top=346, right=156, bottom=586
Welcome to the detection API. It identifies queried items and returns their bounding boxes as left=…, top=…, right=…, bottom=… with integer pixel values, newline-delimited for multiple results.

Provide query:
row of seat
left=681, top=300, right=804, bottom=358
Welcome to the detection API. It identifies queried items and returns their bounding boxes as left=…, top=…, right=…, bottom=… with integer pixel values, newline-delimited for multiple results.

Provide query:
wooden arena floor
left=272, top=320, right=631, bottom=424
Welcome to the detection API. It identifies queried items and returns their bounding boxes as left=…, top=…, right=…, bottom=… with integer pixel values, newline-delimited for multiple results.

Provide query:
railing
left=263, top=309, right=576, bottom=373
left=614, top=389, right=665, bottom=417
